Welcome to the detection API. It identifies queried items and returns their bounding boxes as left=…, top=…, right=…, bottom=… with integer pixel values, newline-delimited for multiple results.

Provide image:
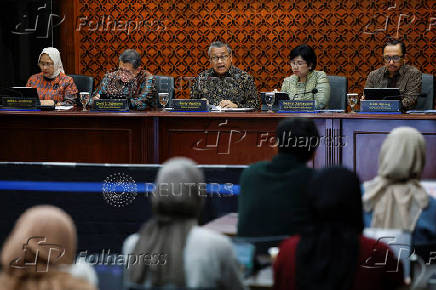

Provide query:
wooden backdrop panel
left=63, top=0, right=434, bottom=99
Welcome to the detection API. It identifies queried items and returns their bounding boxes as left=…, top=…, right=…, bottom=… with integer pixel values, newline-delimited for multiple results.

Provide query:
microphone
left=292, top=88, right=318, bottom=100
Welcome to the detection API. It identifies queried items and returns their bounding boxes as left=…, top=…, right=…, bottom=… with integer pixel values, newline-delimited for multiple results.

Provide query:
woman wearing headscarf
left=0, top=205, right=96, bottom=290
left=123, top=157, right=244, bottom=289
left=273, top=167, right=404, bottom=290
left=363, top=127, right=429, bottom=231
left=26, top=47, right=78, bottom=105
left=363, top=127, right=436, bottom=246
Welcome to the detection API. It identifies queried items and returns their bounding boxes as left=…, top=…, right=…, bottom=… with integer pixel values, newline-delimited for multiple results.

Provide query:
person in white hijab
left=363, top=127, right=429, bottom=231
left=26, top=47, right=78, bottom=105
left=38, top=47, right=65, bottom=79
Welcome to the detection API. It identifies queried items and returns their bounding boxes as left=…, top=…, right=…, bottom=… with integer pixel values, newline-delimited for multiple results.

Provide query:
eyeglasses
left=383, top=55, right=403, bottom=63
left=38, top=62, right=54, bottom=68
left=290, top=61, right=307, bottom=67
left=210, top=55, right=230, bottom=62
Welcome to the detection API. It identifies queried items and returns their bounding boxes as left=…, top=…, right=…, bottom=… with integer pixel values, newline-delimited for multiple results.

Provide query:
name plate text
left=93, top=99, right=129, bottom=111
left=172, top=99, right=208, bottom=111
left=360, top=100, right=400, bottom=112
left=279, top=100, right=315, bottom=112
left=2, top=97, right=38, bottom=109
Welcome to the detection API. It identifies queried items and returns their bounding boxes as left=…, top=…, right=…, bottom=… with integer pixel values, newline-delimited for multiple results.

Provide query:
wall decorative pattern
left=74, top=0, right=435, bottom=98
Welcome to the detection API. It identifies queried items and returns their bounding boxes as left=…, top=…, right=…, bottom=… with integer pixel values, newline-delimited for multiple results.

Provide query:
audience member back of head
left=238, top=118, right=319, bottom=237
left=273, top=167, right=405, bottom=290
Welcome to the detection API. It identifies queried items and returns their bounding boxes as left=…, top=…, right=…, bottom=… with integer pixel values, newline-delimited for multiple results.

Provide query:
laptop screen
left=364, top=88, right=401, bottom=101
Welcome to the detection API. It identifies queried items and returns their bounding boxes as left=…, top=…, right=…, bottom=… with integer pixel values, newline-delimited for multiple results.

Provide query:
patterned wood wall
left=70, top=0, right=435, bottom=98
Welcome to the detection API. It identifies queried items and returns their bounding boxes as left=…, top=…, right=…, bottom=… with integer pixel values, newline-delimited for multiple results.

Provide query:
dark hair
left=276, top=118, right=319, bottom=162
left=290, top=44, right=317, bottom=71
left=384, top=38, right=406, bottom=55
left=119, top=49, right=141, bottom=69
left=306, top=167, right=364, bottom=231
left=296, top=167, right=363, bottom=290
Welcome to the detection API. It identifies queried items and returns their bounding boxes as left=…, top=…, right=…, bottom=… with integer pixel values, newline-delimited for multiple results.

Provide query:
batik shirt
left=26, top=72, right=78, bottom=105
left=191, top=66, right=259, bottom=109
left=92, top=70, right=156, bottom=110
left=365, top=65, right=422, bottom=111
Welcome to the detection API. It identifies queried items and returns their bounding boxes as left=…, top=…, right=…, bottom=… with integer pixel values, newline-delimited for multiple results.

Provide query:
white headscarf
left=38, top=47, right=65, bottom=79
left=363, top=127, right=429, bottom=231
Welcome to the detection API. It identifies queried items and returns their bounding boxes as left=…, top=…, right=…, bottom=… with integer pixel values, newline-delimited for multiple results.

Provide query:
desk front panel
left=1, top=111, right=435, bottom=177
left=0, top=112, right=151, bottom=164
left=341, top=116, right=436, bottom=180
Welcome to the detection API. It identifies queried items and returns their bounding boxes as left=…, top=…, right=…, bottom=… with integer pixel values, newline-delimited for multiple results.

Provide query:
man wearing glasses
left=191, top=41, right=259, bottom=109
left=365, top=39, right=422, bottom=110
left=91, top=49, right=156, bottom=110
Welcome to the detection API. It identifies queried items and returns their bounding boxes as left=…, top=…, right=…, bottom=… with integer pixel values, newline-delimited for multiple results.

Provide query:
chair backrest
left=68, top=74, right=94, bottom=95
left=416, top=74, right=434, bottom=110
left=327, top=75, right=347, bottom=110
left=154, top=75, right=175, bottom=108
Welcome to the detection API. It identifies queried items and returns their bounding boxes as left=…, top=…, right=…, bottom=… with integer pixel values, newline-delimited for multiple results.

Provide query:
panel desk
left=1, top=110, right=435, bottom=179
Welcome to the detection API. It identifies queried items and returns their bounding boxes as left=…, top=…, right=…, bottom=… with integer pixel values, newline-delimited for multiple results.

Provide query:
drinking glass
left=265, top=92, right=275, bottom=112
left=347, top=93, right=359, bottom=113
left=158, top=93, right=170, bottom=111
left=80, top=92, right=90, bottom=111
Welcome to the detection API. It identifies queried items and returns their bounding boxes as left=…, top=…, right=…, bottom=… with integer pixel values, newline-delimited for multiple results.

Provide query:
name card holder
left=2, top=97, right=38, bottom=109
left=93, top=99, right=129, bottom=111
left=172, top=99, right=208, bottom=112
left=360, top=100, right=401, bottom=113
left=278, top=100, right=315, bottom=112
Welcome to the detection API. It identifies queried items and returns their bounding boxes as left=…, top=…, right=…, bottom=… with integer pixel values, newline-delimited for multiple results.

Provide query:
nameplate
left=172, top=99, right=208, bottom=111
left=93, top=99, right=129, bottom=111
left=360, top=100, right=400, bottom=112
left=279, top=100, right=315, bottom=112
left=2, top=97, right=38, bottom=109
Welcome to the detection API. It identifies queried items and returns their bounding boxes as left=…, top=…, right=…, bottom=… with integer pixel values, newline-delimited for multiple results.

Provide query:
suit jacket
left=281, top=70, right=330, bottom=109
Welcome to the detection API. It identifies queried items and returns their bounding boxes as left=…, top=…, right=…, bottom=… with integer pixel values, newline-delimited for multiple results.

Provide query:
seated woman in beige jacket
left=281, top=44, right=330, bottom=109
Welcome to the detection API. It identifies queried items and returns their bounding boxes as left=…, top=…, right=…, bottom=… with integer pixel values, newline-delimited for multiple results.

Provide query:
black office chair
left=416, top=73, right=434, bottom=110
left=327, top=75, right=347, bottom=110
left=68, top=74, right=94, bottom=95
left=154, top=75, right=175, bottom=108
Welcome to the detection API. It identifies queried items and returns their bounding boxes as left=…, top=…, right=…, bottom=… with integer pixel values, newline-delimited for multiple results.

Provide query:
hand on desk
left=92, top=94, right=100, bottom=101
left=40, top=100, right=55, bottom=106
left=219, top=100, right=238, bottom=108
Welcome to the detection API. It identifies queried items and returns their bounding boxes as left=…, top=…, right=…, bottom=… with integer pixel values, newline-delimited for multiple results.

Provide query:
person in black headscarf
left=273, top=167, right=405, bottom=290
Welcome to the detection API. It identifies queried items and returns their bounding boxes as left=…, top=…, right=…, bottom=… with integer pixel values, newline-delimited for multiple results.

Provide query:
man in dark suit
left=237, top=118, right=319, bottom=237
